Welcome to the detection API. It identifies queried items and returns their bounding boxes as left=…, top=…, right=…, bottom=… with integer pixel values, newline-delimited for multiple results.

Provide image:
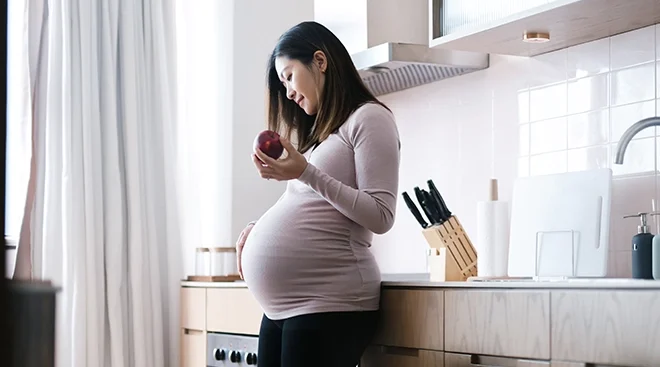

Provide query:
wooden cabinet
left=180, top=287, right=206, bottom=367
left=180, top=329, right=205, bottom=367
left=206, top=288, right=263, bottom=335
left=445, top=352, right=550, bottom=367
left=551, top=290, right=660, bottom=367
left=181, top=282, right=660, bottom=367
left=361, top=345, right=443, bottom=367
left=444, top=290, right=550, bottom=360
left=180, top=287, right=205, bottom=331
left=373, top=288, right=443, bottom=350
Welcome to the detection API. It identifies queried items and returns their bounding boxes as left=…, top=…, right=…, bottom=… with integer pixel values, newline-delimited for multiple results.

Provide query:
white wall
left=231, top=0, right=314, bottom=243
left=176, top=0, right=313, bottom=275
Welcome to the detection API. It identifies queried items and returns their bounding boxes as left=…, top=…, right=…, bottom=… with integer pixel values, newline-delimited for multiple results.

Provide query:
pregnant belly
left=240, top=202, right=377, bottom=310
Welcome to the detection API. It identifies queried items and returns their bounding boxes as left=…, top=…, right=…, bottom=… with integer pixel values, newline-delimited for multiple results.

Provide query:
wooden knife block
left=423, top=215, right=478, bottom=281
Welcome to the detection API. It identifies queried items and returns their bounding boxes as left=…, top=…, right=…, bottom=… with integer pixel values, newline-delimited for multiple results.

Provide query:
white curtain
left=13, top=1, right=184, bottom=366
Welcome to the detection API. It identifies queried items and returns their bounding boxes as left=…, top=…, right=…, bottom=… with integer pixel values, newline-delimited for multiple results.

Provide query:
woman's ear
left=313, top=51, right=327, bottom=73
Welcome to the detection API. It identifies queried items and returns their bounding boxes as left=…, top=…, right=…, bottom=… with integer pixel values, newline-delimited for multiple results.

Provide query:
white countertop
left=181, top=273, right=660, bottom=290
left=381, top=278, right=660, bottom=289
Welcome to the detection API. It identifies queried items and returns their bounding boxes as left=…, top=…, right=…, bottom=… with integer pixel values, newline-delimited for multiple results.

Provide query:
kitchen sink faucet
left=615, top=116, right=660, bottom=164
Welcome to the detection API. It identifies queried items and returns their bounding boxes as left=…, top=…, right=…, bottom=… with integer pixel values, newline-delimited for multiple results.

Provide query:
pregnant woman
left=236, top=21, right=400, bottom=367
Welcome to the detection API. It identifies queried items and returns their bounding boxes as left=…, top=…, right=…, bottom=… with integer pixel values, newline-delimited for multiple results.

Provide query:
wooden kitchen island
left=180, top=279, right=660, bottom=367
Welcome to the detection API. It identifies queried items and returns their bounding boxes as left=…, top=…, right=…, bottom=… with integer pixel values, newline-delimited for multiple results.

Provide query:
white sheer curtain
left=13, top=1, right=184, bottom=366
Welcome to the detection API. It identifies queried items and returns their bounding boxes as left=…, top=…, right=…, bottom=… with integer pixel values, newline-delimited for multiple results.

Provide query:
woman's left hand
left=252, top=137, right=308, bottom=181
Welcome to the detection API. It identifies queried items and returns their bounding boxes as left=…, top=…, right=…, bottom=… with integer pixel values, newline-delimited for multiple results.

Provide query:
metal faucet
left=615, top=116, right=660, bottom=164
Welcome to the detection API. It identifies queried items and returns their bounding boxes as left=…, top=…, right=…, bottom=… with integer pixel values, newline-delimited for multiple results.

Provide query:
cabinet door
left=180, top=329, right=205, bottom=367
left=181, top=287, right=205, bottom=331
left=361, top=345, right=443, bottom=367
left=551, top=290, right=660, bottom=367
left=206, top=288, right=263, bottom=335
left=373, top=288, right=443, bottom=350
left=444, top=290, right=550, bottom=359
left=445, top=352, right=549, bottom=367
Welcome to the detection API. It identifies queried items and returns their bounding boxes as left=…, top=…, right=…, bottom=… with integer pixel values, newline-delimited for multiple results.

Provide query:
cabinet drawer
left=551, top=290, right=660, bottom=367
left=181, top=287, right=206, bottom=330
left=206, top=288, right=263, bottom=335
left=373, top=288, right=443, bottom=350
left=361, top=345, right=443, bottom=367
left=444, top=290, right=550, bottom=359
left=180, top=329, right=205, bottom=367
left=445, top=352, right=549, bottom=367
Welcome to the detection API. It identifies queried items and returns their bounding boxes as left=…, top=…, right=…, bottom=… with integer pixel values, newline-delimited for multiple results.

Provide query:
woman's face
left=275, top=52, right=326, bottom=115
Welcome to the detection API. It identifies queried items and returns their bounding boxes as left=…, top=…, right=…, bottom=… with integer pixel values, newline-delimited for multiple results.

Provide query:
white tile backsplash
left=529, top=82, right=567, bottom=121
left=530, top=150, right=567, bottom=176
left=610, top=62, right=656, bottom=106
left=567, top=73, right=609, bottom=114
left=530, top=117, right=567, bottom=154
left=567, top=145, right=610, bottom=172
left=527, top=49, right=567, bottom=88
left=519, top=124, right=529, bottom=156
left=611, top=100, right=656, bottom=142
left=376, top=24, right=660, bottom=278
left=610, top=26, right=656, bottom=70
left=567, top=109, right=609, bottom=148
left=567, top=37, right=609, bottom=79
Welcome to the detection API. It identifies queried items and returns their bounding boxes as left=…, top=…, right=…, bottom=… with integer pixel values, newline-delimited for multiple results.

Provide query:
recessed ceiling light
left=522, top=32, right=550, bottom=43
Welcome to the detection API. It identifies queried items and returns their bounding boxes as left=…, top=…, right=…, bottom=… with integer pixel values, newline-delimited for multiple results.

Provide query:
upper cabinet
left=429, top=0, right=660, bottom=57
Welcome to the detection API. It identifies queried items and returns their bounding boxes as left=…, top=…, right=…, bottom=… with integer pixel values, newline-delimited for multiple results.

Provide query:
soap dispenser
left=624, top=212, right=654, bottom=279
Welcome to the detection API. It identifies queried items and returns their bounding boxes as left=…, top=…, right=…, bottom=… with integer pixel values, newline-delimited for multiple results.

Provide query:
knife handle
left=421, top=189, right=443, bottom=225
left=427, top=183, right=447, bottom=221
left=427, top=179, right=452, bottom=217
left=414, top=187, right=436, bottom=224
left=402, top=192, right=428, bottom=229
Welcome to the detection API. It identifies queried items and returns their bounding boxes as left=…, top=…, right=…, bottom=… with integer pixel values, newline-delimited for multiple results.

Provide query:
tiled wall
left=373, top=25, right=660, bottom=278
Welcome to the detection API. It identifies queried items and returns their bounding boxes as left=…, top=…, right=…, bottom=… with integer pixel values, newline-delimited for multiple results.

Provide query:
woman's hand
left=252, top=137, right=308, bottom=181
left=236, top=222, right=255, bottom=280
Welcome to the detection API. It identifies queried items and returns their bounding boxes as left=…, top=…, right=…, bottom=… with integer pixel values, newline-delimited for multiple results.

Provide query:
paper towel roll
left=476, top=200, right=510, bottom=277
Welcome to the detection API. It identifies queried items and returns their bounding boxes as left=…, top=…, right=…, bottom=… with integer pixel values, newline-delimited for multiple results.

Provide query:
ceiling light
left=522, top=32, right=550, bottom=43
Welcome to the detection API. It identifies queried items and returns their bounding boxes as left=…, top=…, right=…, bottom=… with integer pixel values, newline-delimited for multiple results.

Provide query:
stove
left=207, top=333, right=259, bottom=366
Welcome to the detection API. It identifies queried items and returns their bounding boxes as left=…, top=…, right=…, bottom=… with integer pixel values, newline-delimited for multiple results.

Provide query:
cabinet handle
left=183, top=328, right=203, bottom=336
left=379, top=346, right=419, bottom=358
left=469, top=354, right=546, bottom=367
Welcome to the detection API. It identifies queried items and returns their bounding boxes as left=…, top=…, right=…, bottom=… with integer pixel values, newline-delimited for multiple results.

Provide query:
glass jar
left=195, top=247, right=210, bottom=276
left=209, top=247, right=238, bottom=276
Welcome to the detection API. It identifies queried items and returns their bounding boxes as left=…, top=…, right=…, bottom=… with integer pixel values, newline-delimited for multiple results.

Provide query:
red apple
left=253, top=130, right=284, bottom=160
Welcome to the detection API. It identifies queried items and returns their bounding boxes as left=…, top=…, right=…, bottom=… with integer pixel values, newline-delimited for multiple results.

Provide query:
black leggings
left=257, top=310, right=379, bottom=367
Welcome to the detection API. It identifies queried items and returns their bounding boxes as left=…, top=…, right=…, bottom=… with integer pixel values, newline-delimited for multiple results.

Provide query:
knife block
left=422, top=215, right=478, bottom=281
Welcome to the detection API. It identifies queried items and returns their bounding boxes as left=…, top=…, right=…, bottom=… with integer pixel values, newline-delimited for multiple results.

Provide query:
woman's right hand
left=236, top=222, right=255, bottom=280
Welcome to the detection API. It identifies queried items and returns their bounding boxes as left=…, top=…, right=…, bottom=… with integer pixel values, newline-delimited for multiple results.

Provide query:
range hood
left=314, top=0, right=489, bottom=96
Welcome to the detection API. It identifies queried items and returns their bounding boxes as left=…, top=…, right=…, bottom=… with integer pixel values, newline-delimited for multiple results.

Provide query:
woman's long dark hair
left=267, top=21, right=389, bottom=153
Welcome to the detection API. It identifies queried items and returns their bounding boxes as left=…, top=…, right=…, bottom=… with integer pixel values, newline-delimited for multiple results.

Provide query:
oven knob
left=246, top=352, right=258, bottom=365
left=229, top=350, right=241, bottom=363
left=213, top=348, right=226, bottom=361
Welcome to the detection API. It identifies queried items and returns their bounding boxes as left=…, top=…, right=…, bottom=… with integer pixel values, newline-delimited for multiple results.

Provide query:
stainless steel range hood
left=352, top=42, right=489, bottom=96
left=314, top=0, right=490, bottom=96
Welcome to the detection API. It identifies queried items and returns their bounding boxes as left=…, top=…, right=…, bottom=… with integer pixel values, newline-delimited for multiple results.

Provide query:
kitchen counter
left=181, top=274, right=660, bottom=367
left=181, top=275, right=660, bottom=289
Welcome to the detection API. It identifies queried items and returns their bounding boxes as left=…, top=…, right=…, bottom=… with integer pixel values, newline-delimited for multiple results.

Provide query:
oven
left=207, top=332, right=259, bottom=366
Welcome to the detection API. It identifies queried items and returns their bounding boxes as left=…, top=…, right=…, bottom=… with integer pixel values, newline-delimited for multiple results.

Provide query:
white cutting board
left=508, top=168, right=612, bottom=277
